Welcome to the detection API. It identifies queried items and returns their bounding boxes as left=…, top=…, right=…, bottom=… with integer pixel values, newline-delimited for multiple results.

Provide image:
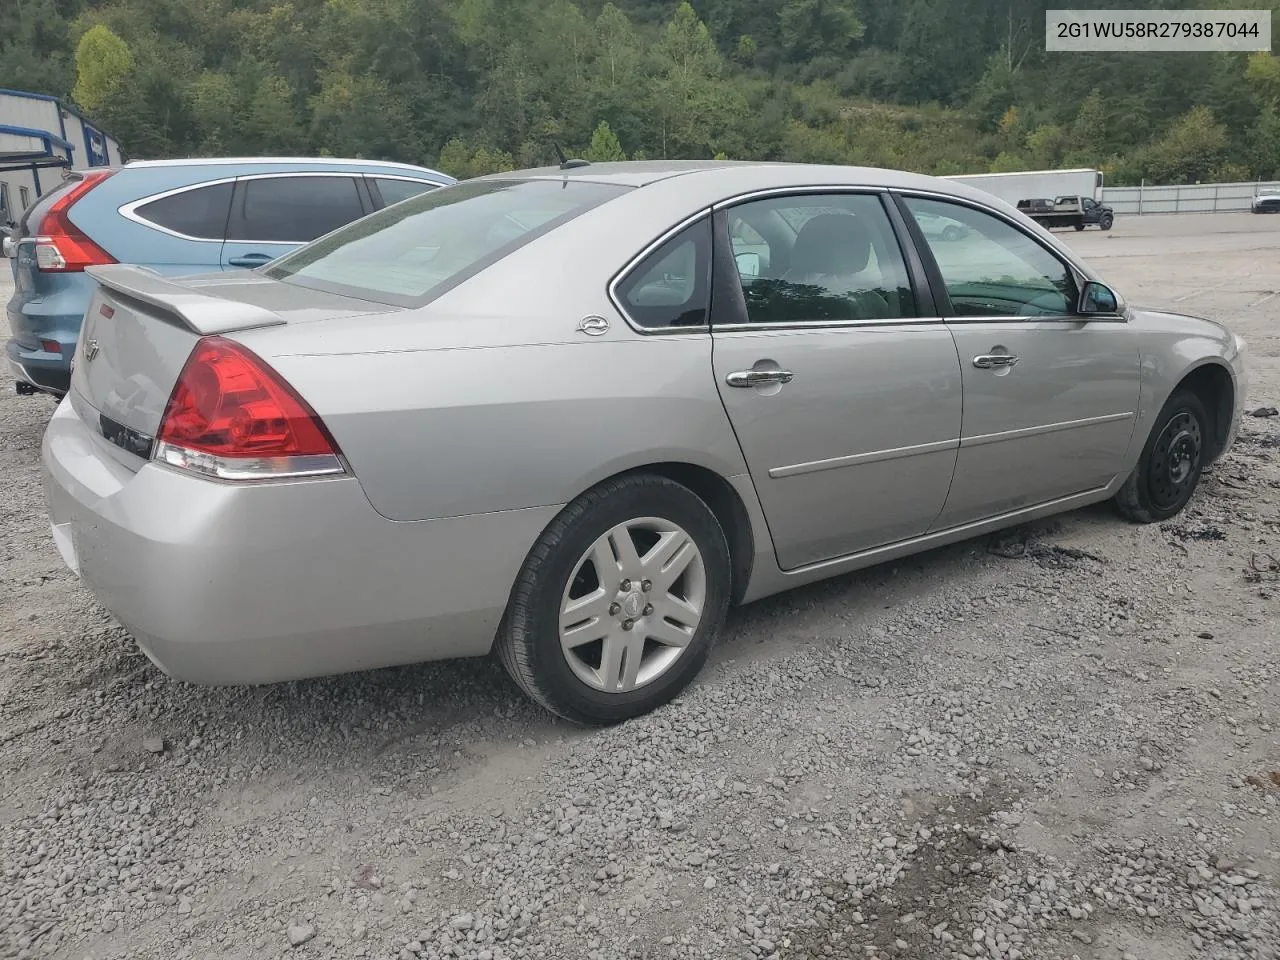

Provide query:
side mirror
left=1079, top=280, right=1120, bottom=315
left=735, top=251, right=761, bottom=278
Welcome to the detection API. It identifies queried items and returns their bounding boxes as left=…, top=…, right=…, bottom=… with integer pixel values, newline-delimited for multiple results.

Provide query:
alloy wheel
left=559, top=517, right=706, bottom=694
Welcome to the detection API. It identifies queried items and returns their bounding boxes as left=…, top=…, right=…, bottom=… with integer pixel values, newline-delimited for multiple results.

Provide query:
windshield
left=264, top=178, right=630, bottom=307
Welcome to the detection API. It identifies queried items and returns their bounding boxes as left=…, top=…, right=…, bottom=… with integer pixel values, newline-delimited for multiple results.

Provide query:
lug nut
left=609, top=602, right=620, bottom=616
left=622, top=619, right=634, bottom=631
left=641, top=579, right=652, bottom=592
left=620, top=579, right=632, bottom=591
left=643, top=604, right=653, bottom=616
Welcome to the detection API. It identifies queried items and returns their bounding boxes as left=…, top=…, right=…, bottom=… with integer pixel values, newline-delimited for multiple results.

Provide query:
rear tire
left=1074, top=223, right=1085, bottom=231
left=1114, top=389, right=1210, bottom=524
left=496, top=474, right=732, bottom=725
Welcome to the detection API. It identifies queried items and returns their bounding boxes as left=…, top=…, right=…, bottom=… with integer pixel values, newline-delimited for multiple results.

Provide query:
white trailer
left=942, top=168, right=1102, bottom=208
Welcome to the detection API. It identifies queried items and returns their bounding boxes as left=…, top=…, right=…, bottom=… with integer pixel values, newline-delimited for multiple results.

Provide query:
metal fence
left=1100, top=180, right=1280, bottom=215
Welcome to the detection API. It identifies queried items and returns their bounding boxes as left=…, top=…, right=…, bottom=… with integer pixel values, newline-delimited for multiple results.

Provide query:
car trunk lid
left=71, top=265, right=336, bottom=454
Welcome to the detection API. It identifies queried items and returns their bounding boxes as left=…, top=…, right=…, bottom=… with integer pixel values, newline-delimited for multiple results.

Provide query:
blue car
left=4, top=157, right=454, bottom=395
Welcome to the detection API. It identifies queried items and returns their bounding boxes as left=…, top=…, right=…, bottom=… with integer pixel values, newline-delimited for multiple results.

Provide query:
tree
left=777, top=0, right=864, bottom=62
left=1142, top=105, right=1229, bottom=184
left=72, top=24, right=133, bottom=111
left=1245, top=52, right=1280, bottom=110
left=586, top=120, right=626, bottom=161
left=1071, top=88, right=1108, bottom=155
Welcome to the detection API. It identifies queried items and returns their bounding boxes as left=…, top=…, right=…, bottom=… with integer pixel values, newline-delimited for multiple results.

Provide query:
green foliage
left=1139, top=105, right=1230, bottom=183
left=0, top=0, right=1258, bottom=183
left=72, top=24, right=133, bottom=111
left=586, top=121, right=627, bottom=162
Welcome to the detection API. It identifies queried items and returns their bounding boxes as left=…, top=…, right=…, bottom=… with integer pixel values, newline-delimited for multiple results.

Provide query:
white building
left=0, top=88, right=125, bottom=225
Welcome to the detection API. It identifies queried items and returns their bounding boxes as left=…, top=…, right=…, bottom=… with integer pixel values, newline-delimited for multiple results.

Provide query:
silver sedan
left=42, top=161, right=1248, bottom=723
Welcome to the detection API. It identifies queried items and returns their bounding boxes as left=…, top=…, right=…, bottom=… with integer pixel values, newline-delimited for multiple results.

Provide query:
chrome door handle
left=973, top=354, right=1020, bottom=369
left=726, top=369, right=794, bottom=388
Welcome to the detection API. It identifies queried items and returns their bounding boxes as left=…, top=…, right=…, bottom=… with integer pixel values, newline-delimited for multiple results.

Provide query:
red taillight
left=34, top=171, right=116, bottom=273
left=154, top=337, right=344, bottom=481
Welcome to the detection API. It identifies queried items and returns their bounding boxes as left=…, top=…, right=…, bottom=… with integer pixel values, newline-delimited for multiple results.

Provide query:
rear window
left=264, top=178, right=630, bottom=307
left=134, top=182, right=233, bottom=240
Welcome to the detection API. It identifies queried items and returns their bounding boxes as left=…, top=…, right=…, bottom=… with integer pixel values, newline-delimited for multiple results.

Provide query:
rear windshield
left=263, top=178, right=630, bottom=307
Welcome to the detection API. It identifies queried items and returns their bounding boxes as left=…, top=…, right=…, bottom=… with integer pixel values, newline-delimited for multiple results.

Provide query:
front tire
left=1099, top=214, right=1114, bottom=231
left=1114, top=389, right=1210, bottom=523
left=496, top=474, right=732, bottom=724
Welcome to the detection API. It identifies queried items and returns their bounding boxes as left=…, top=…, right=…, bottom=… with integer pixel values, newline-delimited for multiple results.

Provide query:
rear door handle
left=227, top=253, right=273, bottom=268
left=726, top=369, right=794, bottom=388
left=973, top=354, right=1020, bottom=369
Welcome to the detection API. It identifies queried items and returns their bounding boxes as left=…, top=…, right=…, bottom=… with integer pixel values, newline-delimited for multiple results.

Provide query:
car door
left=709, top=191, right=964, bottom=571
left=897, top=194, right=1141, bottom=529
left=221, top=174, right=371, bottom=270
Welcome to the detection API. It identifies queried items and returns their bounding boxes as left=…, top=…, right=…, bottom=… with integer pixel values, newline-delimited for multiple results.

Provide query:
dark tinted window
left=265, top=178, right=628, bottom=307
left=235, top=176, right=365, bottom=243
left=374, top=177, right=439, bottom=207
left=615, top=218, right=712, bottom=329
left=0, top=182, right=10, bottom=225
left=134, top=182, right=233, bottom=240
left=724, top=193, right=915, bottom=323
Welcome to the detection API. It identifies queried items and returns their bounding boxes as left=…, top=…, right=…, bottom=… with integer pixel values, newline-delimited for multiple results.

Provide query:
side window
left=904, top=196, right=1077, bottom=317
left=615, top=217, right=711, bottom=329
left=724, top=193, right=915, bottom=324
left=19, top=186, right=31, bottom=212
left=133, top=182, right=233, bottom=240
left=373, top=177, right=439, bottom=207
left=234, top=176, right=365, bottom=243
left=0, top=182, right=9, bottom=224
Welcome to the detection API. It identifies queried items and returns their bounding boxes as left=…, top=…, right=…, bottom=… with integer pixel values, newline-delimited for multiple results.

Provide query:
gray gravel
left=2, top=214, right=1279, bottom=960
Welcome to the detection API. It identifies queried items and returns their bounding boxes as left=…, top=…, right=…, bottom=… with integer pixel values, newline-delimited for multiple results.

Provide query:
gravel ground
left=2, top=212, right=1280, bottom=960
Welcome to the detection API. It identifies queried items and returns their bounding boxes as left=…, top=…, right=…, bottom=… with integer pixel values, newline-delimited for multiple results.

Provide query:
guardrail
left=1100, top=180, right=1280, bottom=214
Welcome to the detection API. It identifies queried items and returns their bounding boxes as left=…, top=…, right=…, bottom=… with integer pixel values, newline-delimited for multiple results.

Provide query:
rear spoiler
left=85, top=264, right=286, bottom=336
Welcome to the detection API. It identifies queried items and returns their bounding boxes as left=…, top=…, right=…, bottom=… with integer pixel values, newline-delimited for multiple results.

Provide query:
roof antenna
left=552, top=140, right=590, bottom=171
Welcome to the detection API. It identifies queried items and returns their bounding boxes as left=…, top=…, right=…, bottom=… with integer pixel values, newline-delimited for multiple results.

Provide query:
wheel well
left=1175, top=363, right=1234, bottom=462
left=620, top=462, right=755, bottom=605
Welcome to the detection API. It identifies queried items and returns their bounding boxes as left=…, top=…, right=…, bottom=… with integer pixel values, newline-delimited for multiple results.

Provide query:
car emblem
left=576, top=316, right=610, bottom=337
left=84, top=339, right=100, bottom=362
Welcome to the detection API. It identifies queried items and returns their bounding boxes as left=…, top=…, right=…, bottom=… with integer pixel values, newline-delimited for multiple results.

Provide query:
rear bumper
left=5, top=277, right=92, bottom=394
left=41, top=394, right=558, bottom=685
left=7, top=338, right=71, bottom=394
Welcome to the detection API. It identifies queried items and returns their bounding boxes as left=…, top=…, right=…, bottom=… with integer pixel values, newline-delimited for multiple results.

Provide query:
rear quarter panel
left=233, top=183, right=750, bottom=522
left=68, top=166, right=232, bottom=272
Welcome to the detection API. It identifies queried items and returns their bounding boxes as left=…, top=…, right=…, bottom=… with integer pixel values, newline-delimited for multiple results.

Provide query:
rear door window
left=132, top=182, right=234, bottom=240
left=230, top=175, right=367, bottom=243
left=371, top=177, right=440, bottom=207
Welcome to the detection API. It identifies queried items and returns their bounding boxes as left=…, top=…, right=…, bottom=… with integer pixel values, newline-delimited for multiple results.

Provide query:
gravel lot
left=3, top=212, right=1279, bottom=960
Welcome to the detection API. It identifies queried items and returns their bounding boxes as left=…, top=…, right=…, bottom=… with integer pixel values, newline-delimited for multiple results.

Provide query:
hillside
left=5, top=0, right=1280, bottom=183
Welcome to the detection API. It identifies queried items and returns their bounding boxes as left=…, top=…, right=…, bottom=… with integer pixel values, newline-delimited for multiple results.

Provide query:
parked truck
left=1016, top=195, right=1115, bottom=231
